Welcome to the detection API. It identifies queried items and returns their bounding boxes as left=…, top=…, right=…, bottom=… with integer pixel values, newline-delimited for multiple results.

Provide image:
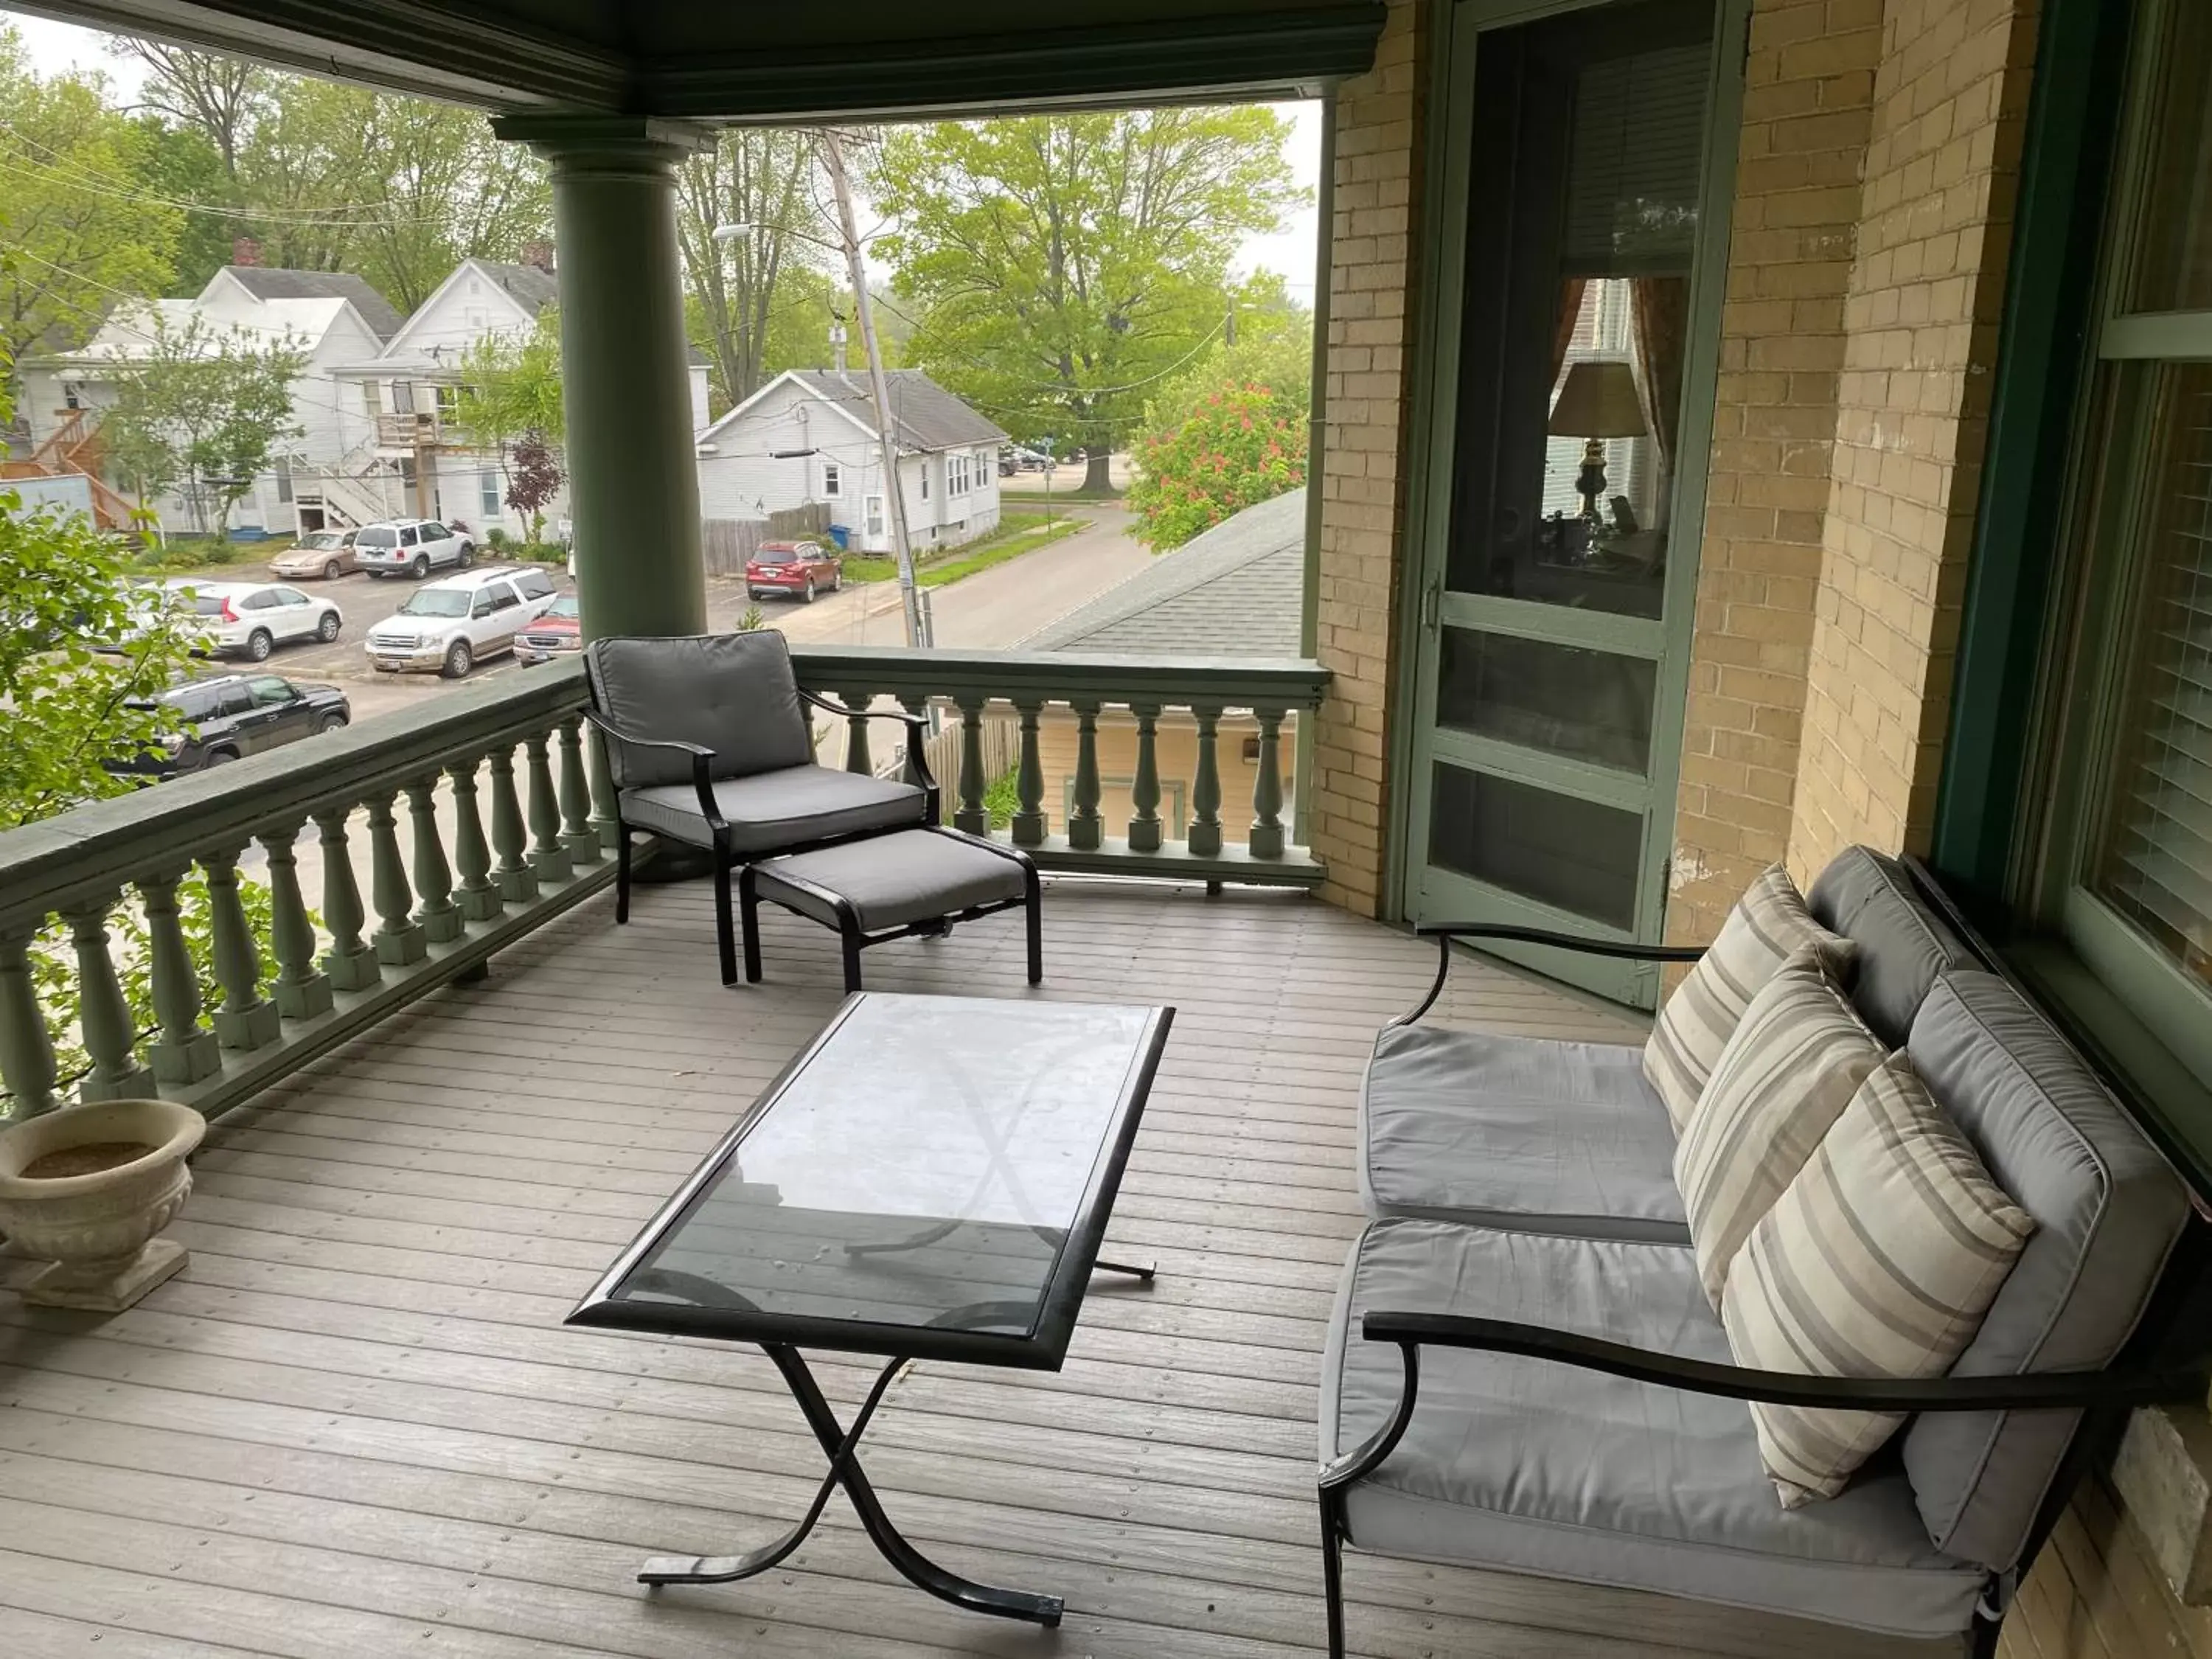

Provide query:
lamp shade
left=1548, top=359, right=1648, bottom=439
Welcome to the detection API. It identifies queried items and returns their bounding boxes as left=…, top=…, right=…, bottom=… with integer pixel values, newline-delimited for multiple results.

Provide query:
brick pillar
left=1666, top=0, right=1882, bottom=947
left=1311, top=0, right=1422, bottom=917
left=1785, top=0, right=2040, bottom=883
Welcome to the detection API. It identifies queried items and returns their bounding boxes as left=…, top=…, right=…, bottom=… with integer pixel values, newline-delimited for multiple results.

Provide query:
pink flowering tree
left=1127, top=380, right=1307, bottom=550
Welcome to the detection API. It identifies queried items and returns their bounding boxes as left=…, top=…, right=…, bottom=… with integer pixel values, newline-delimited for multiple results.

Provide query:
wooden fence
left=701, top=504, right=833, bottom=577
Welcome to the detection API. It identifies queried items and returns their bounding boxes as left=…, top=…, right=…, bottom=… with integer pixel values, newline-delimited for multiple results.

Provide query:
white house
left=693, top=369, right=1006, bottom=554
left=323, top=251, right=712, bottom=541
left=16, top=255, right=402, bottom=536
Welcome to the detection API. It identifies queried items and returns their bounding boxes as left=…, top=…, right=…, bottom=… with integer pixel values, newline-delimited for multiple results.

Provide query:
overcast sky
left=4, top=9, right=1324, bottom=302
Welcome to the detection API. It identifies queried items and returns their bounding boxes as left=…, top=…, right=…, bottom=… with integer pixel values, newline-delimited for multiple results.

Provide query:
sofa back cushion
left=585, top=633, right=813, bottom=789
left=1808, top=846, right=1979, bottom=1048
left=1645, top=866, right=1856, bottom=1133
left=1901, top=971, right=2191, bottom=1568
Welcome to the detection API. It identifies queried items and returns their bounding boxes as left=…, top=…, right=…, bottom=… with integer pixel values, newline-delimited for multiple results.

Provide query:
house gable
left=378, top=258, right=543, bottom=364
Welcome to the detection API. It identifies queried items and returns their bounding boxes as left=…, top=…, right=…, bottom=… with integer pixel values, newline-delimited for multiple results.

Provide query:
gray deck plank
left=0, top=881, right=1930, bottom=1659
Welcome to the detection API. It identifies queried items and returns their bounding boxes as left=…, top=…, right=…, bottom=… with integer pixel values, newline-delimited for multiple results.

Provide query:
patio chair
left=582, top=632, right=937, bottom=984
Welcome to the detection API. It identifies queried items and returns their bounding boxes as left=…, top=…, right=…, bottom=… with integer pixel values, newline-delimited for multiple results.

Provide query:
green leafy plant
left=1127, top=379, right=1307, bottom=550
left=981, top=767, right=1020, bottom=830
left=484, top=526, right=511, bottom=549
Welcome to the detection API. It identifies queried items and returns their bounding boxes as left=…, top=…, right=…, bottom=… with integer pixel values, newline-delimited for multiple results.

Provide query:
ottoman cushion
left=755, top=830, right=1027, bottom=933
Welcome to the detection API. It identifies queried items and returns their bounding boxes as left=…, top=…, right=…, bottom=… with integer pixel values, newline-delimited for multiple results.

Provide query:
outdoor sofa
left=1321, top=846, right=2204, bottom=1658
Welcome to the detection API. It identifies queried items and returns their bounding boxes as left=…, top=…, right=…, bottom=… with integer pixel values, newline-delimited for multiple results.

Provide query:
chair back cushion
left=585, top=633, right=812, bottom=787
left=1900, top=971, right=2191, bottom=1568
left=1644, top=865, right=1856, bottom=1133
left=1722, top=1051, right=2035, bottom=1509
left=1675, top=951, right=1885, bottom=1306
left=1807, top=847, right=1978, bottom=1048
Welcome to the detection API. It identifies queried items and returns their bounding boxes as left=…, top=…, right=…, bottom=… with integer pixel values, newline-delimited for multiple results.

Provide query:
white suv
left=355, top=518, right=475, bottom=580
left=168, top=580, right=343, bottom=661
left=364, top=566, right=560, bottom=678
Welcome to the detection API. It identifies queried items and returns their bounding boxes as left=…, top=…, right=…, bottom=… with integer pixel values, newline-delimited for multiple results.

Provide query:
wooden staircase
left=0, top=408, right=137, bottom=531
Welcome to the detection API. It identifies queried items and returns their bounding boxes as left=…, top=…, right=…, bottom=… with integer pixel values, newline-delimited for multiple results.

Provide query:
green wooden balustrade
left=0, top=649, right=1329, bottom=1121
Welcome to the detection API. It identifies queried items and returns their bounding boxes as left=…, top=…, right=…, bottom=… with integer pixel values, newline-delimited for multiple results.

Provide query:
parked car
left=161, top=580, right=343, bottom=661
left=514, top=591, right=581, bottom=666
left=364, top=565, right=560, bottom=678
left=745, top=539, right=844, bottom=603
left=267, top=527, right=360, bottom=581
left=354, top=517, right=476, bottom=580
left=111, top=672, right=350, bottom=779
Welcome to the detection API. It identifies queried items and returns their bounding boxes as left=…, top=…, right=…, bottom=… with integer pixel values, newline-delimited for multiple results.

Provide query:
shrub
left=1126, top=379, right=1307, bottom=550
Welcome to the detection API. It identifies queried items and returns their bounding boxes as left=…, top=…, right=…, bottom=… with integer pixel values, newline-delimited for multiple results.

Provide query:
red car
left=513, top=591, right=581, bottom=665
left=745, top=539, right=844, bottom=603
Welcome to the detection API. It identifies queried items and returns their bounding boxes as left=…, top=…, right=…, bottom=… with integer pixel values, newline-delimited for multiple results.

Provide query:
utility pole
left=820, top=128, right=925, bottom=649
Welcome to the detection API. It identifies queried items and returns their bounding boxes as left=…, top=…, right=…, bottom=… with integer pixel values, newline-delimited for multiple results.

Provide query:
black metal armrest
left=1391, top=926, right=1708, bottom=1028
left=1321, top=1310, right=2203, bottom=1492
left=796, top=688, right=939, bottom=818
left=578, top=709, right=724, bottom=832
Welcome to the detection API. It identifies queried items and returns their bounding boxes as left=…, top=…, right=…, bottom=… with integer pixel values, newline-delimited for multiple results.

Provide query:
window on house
left=480, top=471, right=501, bottom=516
left=392, top=380, right=415, bottom=415
left=921, top=465, right=931, bottom=501
left=866, top=495, right=886, bottom=538
left=275, top=459, right=293, bottom=504
left=436, top=385, right=462, bottom=416
left=361, top=381, right=380, bottom=417
left=823, top=461, right=841, bottom=497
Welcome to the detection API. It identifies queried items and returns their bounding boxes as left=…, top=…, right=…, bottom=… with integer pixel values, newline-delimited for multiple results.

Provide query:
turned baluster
left=487, top=742, right=538, bottom=902
left=448, top=757, right=501, bottom=922
left=954, top=695, right=988, bottom=835
left=524, top=731, right=573, bottom=884
left=1250, top=706, right=1287, bottom=860
left=585, top=723, right=621, bottom=853
left=65, top=892, right=156, bottom=1101
left=364, top=792, right=427, bottom=966
left=204, top=844, right=281, bottom=1049
left=1128, top=703, right=1164, bottom=855
left=407, top=776, right=464, bottom=943
left=313, top=808, right=381, bottom=990
left=1189, top=703, right=1225, bottom=858
left=556, top=719, right=601, bottom=863
left=843, top=692, right=874, bottom=776
left=1012, top=697, right=1046, bottom=846
left=1068, top=700, right=1103, bottom=852
left=0, top=920, right=61, bottom=1118
left=260, top=821, right=334, bottom=1019
left=140, top=868, right=223, bottom=1079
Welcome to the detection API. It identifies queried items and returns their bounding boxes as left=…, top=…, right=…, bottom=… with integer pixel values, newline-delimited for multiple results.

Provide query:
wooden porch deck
left=0, top=879, right=1927, bottom=1658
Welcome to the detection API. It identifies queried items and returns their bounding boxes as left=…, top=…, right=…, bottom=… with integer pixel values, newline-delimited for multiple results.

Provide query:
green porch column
left=492, top=115, right=713, bottom=639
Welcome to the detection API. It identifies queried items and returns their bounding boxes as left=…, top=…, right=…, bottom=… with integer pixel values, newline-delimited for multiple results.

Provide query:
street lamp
left=711, top=147, right=925, bottom=650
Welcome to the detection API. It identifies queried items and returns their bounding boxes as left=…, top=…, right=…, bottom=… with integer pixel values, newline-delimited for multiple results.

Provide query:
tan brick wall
left=1667, top=0, right=1883, bottom=949
left=1785, top=0, right=2040, bottom=884
left=1310, top=0, right=1422, bottom=917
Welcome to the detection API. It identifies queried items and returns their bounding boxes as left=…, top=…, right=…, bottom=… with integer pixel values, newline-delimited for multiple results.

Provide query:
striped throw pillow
left=1644, top=866, right=1854, bottom=1133
left=1722, top=1051, right=2035, bottom=1508
left=1676, top=950, right=1882, bottom=1307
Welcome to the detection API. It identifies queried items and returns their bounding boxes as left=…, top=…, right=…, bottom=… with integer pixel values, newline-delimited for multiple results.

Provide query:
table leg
left=640, top=1343, right=1065, bottom=1629
left=1093, top=1258, right=1157, bottom=1280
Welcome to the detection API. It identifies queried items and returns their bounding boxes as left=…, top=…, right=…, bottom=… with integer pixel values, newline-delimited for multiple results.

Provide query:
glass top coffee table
left=570, top=990, right=1175, bottom=1628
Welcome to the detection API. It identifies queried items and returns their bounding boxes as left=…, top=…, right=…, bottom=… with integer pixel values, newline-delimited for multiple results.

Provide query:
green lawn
left=841, top=510, right=1085, bottom=588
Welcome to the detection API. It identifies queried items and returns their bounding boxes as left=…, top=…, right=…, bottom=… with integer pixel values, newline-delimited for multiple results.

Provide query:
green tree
left=100, top=315, right=305, bottom=540
left=131, top=116, right=243, bottom=294
left=1146, top=321, right=1313, bottom=435
left=114, top=40, right=262, bottom=178
left=0, top=29, right=182, bottom=374
left=1126, top=379, right=1307, bottom=551
left=450, top=306, right=564, bottom=516
left=676, top=129, right=832, bottom=408
left=870, top=108, right=1301, bottom=493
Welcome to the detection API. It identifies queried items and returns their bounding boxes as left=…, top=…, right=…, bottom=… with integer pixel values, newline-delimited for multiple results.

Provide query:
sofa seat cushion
left=1322, top=1219, right=1986, bottom=1640
left=1360, top=1026, right=1687, bottom=1242
left=623, top=765, right=927, bottom=854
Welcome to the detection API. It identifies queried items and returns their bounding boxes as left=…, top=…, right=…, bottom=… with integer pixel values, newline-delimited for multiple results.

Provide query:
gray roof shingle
left=790, top=369, right=1007, bottom=452
left=472, top=261, right=563, bottom=316
left=1024, top=488, right=1307, bottom=658
left=223, top=266, right=405, bottom=340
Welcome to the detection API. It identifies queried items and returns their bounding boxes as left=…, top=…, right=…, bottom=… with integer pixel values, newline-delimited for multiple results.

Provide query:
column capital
left=490, top=113, right=715, bottom=172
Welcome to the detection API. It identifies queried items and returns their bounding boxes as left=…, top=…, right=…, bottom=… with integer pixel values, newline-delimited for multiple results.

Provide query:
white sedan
left=167, top=580, right=343, bottom=662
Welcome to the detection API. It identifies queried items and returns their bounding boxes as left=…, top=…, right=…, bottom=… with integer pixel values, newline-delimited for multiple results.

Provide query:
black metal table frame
left=568, top=995, right=1175, bottom=1626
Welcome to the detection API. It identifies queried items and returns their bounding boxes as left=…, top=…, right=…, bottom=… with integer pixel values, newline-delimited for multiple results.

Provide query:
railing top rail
left=0, top=658, right=592, bottom=936
left=785, top=644, right=1330, bottom=705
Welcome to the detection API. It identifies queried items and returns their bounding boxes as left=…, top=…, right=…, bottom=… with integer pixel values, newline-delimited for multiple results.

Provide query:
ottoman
left=739, top=827, right=1041, bottom=992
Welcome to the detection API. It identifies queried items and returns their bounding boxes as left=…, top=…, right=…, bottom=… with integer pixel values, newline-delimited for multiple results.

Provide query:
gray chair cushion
left=1901, top=971, right=2190, bottom=1569
left=622, top=765, right=925, bottom=854
left=755, top=829, right=1026, bottom=932
left=1807, top=846, right=1978, bottom=1047
left=1360, top=1026, right=1688, bottom=1242
left=586, top=633, right=812, bottom=788
left=1322, top=1219, right=1985, bottom=1639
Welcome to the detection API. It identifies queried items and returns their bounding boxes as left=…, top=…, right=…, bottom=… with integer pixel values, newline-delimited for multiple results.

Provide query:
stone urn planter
left=0, top=1099, right=204, bottom=1311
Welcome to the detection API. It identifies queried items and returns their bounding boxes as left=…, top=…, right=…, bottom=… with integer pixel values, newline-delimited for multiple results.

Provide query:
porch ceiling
left=6, top=0, right=1386, bottom=118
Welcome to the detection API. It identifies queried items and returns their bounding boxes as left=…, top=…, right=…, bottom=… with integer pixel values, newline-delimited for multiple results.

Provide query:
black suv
left=114, top=673, right=352, bottom=780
